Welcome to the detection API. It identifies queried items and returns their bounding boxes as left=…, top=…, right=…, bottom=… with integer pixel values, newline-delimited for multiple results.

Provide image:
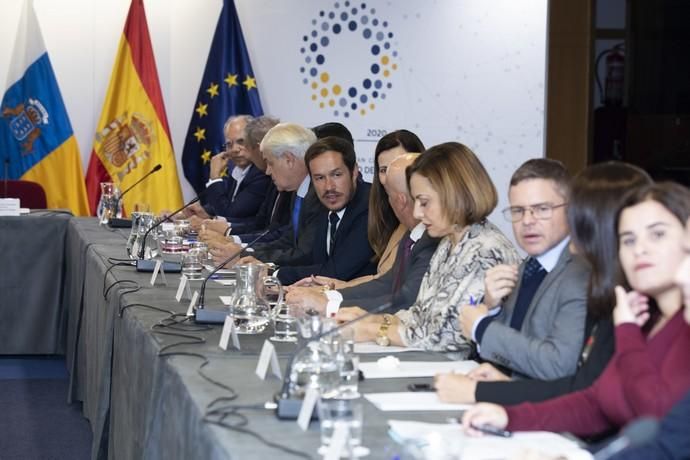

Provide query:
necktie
left=328, top=212, right=340, bottom=255
left=292, top=195, right=303, bottom=242
left=509, top=257, right=546, bottom=330
left=269, top=191, right=281, bottom=223
left=392, top=235, right=414, bottom=293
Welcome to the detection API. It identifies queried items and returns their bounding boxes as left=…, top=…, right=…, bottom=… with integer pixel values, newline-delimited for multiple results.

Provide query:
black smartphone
left=407, top=383, right=435, bottom=392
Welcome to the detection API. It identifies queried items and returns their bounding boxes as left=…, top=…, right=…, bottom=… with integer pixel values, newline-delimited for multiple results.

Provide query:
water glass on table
left=317, top=397, right=365, bottom=457
left=336, top=325, right=360, bottom=398
left=270, top=302, right=300, bottom=342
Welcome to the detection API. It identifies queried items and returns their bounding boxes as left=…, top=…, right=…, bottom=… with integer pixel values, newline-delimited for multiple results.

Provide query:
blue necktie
left=292, top=195, right=303, bottom=242
left=510, top=257, right=546, bottom=331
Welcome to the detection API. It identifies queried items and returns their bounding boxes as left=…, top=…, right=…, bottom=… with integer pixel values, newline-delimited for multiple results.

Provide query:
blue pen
left=469, top=295, right=477, bottom=306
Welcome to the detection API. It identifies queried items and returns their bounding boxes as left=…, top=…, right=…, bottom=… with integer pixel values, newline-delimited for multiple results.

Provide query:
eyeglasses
left=222, top=138, right=246, bottom=151
left=502, top=203, right=568, bottom=222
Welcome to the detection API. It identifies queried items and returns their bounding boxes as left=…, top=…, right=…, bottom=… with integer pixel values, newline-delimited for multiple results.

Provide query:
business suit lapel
left=329, top=182, right=368, bottom=251
left=522, top=247, right=572, bottom=325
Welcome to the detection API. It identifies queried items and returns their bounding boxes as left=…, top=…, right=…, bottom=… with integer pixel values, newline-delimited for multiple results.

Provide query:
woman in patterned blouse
left=337, top=142, right=520, bottom=355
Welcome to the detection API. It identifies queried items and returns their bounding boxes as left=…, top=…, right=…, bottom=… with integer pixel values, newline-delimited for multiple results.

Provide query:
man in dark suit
left=286, top=153, right=439, bottom=315
left=209, top=122, right=323, bottom=268
left=454, top=159, right=588, bottom=381
left=270, top=136, right=377, bottom=285
left=200, top=116, right=293, bottom=242
left=203, top=115, right=271, bottom=221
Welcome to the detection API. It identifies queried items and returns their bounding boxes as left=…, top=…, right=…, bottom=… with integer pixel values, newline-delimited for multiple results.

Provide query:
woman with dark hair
left=367, top=130, right=426, bottom=270
left=436, top=162, right=653, bottom=404
left=463, top=182, right=690, bottom=439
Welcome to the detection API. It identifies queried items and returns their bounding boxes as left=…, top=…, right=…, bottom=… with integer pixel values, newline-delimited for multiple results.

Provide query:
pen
left=470, top=423, right=512, bottom=438
left=469, top=295, right=477, bottom=306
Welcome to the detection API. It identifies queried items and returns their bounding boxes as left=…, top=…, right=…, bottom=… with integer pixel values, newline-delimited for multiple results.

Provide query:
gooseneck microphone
left=3, top=157, right=10, bottom=199
left=108, top=164, right=162, bottom=228
left=194, top=228, right=271, bottom=324
left=137, top=194, right=202, bottom=259
left=592, top=417, right=659, bottom=460
left=274, top=301, right=393, bottom=419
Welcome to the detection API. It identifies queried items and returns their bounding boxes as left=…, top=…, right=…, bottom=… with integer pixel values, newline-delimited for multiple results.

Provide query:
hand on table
left=285, top=287, right=328, bottom=313
left=462, top=403, right=509, bottom=437
left=434, top=373, right=478, bottom=403
left=467, top=363, right=510, bottom=382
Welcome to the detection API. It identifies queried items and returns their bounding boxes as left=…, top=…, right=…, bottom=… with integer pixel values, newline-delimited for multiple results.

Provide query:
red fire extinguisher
left=605, top=47, right=625, bottom=106
left=595, top=44, right=625, bottom=107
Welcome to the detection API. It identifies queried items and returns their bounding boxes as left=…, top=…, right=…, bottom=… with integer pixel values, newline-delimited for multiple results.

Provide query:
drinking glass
left=181, top=248, right=204, bottom=280
left=317, top=398, right=363, bottom=455
left=336, top=326, right=360, bottom=398
left=270, top=302, right=301, bottom=342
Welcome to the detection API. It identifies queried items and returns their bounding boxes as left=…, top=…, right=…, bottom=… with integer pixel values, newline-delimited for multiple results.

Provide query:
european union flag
left=181, top=0, right=263, bottom=194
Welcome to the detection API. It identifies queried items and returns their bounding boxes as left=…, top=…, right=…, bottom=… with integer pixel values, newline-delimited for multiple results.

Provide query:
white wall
left=1, top=0, right=548, bottom=237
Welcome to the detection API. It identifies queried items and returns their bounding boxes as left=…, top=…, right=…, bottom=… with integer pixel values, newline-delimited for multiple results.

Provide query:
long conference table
left=3, top=214, right=463, bottom=459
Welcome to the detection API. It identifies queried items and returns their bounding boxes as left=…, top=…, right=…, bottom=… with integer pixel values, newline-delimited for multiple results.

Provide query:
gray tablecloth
left=65, top=218, right=461, bottom=460
left=0, top=211, right=73, bottom=354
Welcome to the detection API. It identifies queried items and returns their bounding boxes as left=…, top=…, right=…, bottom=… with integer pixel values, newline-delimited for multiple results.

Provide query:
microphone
left=194, top=228, right=271, bottom=324
left=3, top=156, right=10, bottom=199
left=108, top=164, right=162, bottom=228
left=137, top=194, right=203, bottom=260
left=592, top=417, right=659, bottom=460
left=274, top=301, right=393, bottom=419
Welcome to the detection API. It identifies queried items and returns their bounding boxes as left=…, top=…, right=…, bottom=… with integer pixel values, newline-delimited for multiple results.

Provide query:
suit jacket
left=232, top=182, right=293, bottom=243
left=205, top=164, right=271, bottom=220
left=339, top=230, right=439, bottom=313
left=479, top=246, right=589, bottom=380
left=475, top=317, right=615, bottom=405
left=251, top=184, right=323, bottom=267
left=277, top=181, right=376, bottom=285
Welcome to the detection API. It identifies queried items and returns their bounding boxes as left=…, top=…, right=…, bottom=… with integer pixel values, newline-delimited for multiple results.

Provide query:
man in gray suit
left=286, top=153, right=439, bottom=315
left=459, top=159, right=588, bottom=380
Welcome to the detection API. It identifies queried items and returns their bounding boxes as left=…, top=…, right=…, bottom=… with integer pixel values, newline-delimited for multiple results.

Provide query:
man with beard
left=238, top=136, right=376, bottom=285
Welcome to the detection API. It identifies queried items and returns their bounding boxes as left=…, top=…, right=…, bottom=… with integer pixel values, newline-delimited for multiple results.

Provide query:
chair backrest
left=2, top=180, right=47, bottom=209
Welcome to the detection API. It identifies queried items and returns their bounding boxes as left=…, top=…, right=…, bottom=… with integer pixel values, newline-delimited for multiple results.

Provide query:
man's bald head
left=385, top=153, right=420, bottom=230
left=386, top=153, right=420, bottom=196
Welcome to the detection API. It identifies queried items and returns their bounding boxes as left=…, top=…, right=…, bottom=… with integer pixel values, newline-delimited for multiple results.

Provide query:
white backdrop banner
left=0, top=0, right=547, bottom=236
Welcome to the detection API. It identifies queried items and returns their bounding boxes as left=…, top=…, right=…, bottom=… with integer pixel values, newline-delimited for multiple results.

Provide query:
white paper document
left=359, top=360, right=479, bottom=379
left=354, top=342, right=421, bottom=354
left=364, top=392, right=472, bottom=412
left=387, top=420, right=593, bottom=460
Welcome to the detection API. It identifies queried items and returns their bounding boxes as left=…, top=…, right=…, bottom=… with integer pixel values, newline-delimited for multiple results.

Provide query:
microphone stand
left=108, top=164, right=162, bottom=228
left=194, top=228, right=271, bottom=324
left=137, top=195, right=201, bottom=260
left=3, top=157, right=9, bottom=199
left=274, top=301, right=393, bottom=419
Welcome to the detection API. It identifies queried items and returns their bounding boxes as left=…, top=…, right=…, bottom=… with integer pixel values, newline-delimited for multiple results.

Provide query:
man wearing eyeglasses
left=456, top=158, right=589, bottom=381
left=186, top=115, right=271, bottom=222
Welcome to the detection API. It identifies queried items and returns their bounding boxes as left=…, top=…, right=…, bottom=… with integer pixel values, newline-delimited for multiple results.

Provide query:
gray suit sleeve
left=479, top=258, right=589, bottom=380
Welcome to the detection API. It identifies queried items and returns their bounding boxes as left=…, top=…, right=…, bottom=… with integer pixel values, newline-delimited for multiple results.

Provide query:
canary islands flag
left=181, top=0, right=264, bottom=194
left=0, top=0, right=89, bottom=215
left=85, top=0, right=183, bottom=215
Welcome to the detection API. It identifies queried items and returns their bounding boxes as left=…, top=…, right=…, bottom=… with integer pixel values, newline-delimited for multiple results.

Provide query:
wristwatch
left=375, top=314, right=393, bottom=347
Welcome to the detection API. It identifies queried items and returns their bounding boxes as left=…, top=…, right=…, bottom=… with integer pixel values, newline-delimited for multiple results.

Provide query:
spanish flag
left=0, top=0, right=89, bottom=215
left=85, top=0, right=183, bottom=215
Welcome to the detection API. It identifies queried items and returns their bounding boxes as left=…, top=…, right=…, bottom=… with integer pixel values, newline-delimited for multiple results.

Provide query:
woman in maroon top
left=462, top=182, right=690, bottom=439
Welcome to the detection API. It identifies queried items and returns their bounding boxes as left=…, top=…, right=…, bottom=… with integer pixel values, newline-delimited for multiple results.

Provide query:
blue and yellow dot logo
left=299, top=1, right=398, bottom=118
